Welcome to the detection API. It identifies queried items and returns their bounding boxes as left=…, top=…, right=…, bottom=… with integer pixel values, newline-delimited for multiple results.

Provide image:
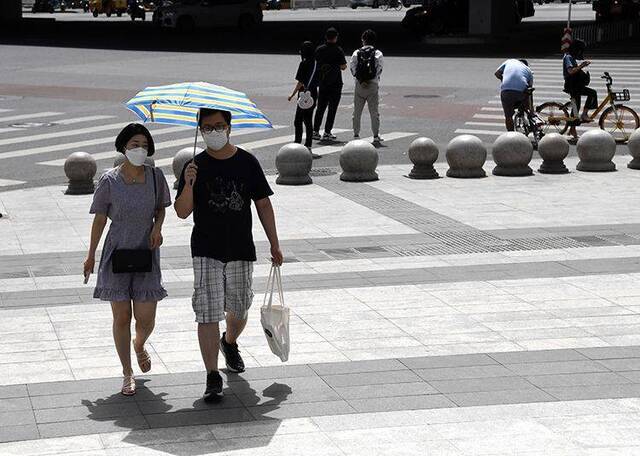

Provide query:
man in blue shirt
left=495, top=59, right=533, bottom=131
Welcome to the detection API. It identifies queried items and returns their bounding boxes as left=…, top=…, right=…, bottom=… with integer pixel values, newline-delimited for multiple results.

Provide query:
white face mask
left=125, top=147, right=147, bottom=167
left=202, top=130, right=229, bottom=151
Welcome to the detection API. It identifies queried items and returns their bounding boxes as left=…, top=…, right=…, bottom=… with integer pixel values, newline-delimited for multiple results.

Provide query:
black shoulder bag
left=112, top=167, right=158, bottom=274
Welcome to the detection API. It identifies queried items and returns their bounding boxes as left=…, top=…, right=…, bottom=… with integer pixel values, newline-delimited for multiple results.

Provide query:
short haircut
left=519, top=59, right=529, bottom=67
left=362, top=29, right=376, bottom=46
left=115, top=123, right=155, bottom=156
left=325, top=27, right=338, bottom=40
left=198, top=108, right=232, bottom=127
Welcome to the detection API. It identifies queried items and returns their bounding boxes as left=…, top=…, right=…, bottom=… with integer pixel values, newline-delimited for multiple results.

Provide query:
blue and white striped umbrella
left=125, top=82, right=273, bottom=129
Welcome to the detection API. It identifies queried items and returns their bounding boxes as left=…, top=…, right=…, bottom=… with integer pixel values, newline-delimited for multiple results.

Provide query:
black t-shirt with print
left=176, top=148, right=273, bottom=262
left=315, top=42, right=347, bottom=89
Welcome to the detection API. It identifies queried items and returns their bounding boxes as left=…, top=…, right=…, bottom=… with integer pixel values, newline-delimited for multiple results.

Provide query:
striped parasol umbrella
left=125, top=82, right=272, bottom=156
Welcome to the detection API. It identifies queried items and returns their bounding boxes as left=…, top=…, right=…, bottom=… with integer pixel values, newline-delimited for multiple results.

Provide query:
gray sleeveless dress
left=90, top=165, right=172, bottom=302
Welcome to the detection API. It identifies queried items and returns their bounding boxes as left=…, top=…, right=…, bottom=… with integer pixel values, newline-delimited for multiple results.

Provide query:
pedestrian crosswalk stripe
left=465, top=121, right=591, bottom=131
left=0, top=111, right=63, bottom=123
left=153, top=128, right=351, bottom=167
left=473, top=114, right=504, bottom=120
left=0, top=109, right=13, bottom=113
left=0, top=125, right=190, bottom=162
left=481, top=107, right=504, bottom=112
left=454, top=129, right=504, bottom=136
left=313, top=132, right=417, bottom=157
left=0, top=115, right=116, bottom=135
left=38, top=126, right=289, bottom=167
left=0, top=178, right=25, bottom=187
left=0, top=121, right=144, bottom=148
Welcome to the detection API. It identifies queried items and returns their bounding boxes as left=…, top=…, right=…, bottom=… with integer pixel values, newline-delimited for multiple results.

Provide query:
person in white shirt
left=349, top=29, right=384, bottom=143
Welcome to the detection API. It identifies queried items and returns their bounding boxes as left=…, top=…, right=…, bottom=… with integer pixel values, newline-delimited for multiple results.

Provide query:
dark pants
left=294, top=104, right=314, bottom=149
left=569, top=86, right=598, bottom=114
left=314, top=85, right=342, bottom=134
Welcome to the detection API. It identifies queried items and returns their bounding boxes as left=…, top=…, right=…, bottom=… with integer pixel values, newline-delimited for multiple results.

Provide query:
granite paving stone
left=503, top=360, right=611, bottom=376
left=0, top=424, right=39, bottom=444
left=333, top=382, right=440, bottom=400
left=400, top=354, right=499, bottom=370
left=415, top=365, right=517, bottom=381
left=0, top=384, right=28, bottom=399
left=346, top=394, right=456, bottom=413
left=247, top=400, right=356, bottom=420
left=322, top=370, right=422, bottom=388
left=37, top=416, right=149, bottom=439
left=429, top=376, right=536, bottom=394
left=487, top=349, right=588, bottom=364
left=543, top=384, right=640, bottom=401
left=525, top=372, right=634, bottom=388
left=447, top=389, right=557, bottom=407
left=144, top=407, right=255, bottom=428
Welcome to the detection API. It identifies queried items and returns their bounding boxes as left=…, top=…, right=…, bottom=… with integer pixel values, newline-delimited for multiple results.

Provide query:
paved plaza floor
left=1, top=155, right=640, bottom=454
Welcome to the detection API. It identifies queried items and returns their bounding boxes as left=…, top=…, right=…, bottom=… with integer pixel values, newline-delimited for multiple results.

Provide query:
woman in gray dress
left=83, top=123, right=171, bottom=396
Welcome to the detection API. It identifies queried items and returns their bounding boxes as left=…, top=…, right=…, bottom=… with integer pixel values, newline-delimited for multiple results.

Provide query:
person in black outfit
left=313, top=27, right=347, bottom=142
left=288, top=41, right=319, bottom=158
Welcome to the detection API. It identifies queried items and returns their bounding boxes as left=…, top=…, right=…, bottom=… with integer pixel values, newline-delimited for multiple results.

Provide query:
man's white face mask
left=202, top=129, right=228, bottom=151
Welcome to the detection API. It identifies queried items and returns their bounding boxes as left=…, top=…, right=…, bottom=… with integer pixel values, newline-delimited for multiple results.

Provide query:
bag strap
left=305, top=62, right=317, bottom=90
left=263, top=264, right=284, bottom=309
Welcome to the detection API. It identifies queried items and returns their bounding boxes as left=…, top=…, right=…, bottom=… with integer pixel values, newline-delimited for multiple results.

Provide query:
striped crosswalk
left=0, top=108, right=416, bottom=179
left=456, top=58, right=640, bottom=139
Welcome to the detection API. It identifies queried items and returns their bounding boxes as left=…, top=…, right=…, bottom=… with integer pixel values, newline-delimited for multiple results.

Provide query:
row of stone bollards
left=62, top=128, right=640, bottom=194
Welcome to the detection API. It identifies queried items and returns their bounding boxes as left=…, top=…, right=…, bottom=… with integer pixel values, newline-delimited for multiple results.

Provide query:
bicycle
left=536, top=72, right=640, bottom=143
left=513, top=87, right=546, bottom=149
left=382, top=0, right=402, bottom=11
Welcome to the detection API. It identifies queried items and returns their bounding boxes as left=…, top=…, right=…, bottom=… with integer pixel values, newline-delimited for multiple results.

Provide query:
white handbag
left=296, top=62, right=316, bottom=110
left=260, top=264, right=290, bottom=362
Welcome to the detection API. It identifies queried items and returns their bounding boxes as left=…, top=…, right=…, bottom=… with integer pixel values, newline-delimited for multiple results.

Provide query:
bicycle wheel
left=599, top=104, right=640, bottom=143
left=513, top=111, right=529, bottom=137
left=536, top=102, right=569, bottom=135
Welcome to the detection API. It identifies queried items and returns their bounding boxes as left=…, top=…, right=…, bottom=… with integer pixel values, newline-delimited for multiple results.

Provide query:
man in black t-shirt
left=313, top=27, right=347, bottom=142
left=175, top=108, right=283, bottom=403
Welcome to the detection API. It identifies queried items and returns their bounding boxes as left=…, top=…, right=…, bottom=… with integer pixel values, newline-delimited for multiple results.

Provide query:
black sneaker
left=203, top=370, right=223, bottom=403
left=220, top=332, right=245, bottom=373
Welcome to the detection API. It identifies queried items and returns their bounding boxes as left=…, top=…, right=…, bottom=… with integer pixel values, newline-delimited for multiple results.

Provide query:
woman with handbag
left=288, top=40, right=319, bottom=158
left=83, top=123, right=172, bottom=396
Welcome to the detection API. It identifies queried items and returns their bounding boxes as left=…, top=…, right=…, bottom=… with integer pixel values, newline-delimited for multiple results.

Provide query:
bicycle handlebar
left=601, top=72, right=612, bottom=85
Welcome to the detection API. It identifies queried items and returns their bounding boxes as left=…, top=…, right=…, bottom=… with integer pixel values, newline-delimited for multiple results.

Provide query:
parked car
left=89, top=0, right=127, bottom=16
left=155, top=0, right=263, bottom=32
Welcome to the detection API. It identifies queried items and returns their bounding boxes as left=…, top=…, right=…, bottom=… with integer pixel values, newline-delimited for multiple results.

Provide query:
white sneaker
left=373, top=136, right=384, bottom=143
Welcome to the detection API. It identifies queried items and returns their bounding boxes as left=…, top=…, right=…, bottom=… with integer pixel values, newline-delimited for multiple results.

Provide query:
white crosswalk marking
left=0, top=109, right=13, bottom=113
left=462, top=58, right=640, bottom=140
left=0, top=178, right=25, bottom=187
left=0, top=121, right=139, bottom=148
left=0, top=115, right=116, bottom=135
left=313, top=132, right=417, bottom=157
left=0, top=112, right=63, bottom=123
left=0, top=125, right=190, bottom=161
left=153, top=129, right=353, bottom=167
left=38, top=126, right=289, bottom=167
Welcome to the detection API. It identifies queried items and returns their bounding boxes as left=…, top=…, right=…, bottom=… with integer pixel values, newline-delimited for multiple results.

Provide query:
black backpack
left=355, top=46, right=377, bottom=83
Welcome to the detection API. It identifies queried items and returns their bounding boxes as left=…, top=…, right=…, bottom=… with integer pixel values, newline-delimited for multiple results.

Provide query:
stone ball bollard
left=491, top=132, right=533, bottom=176
left=538, top=133, right=569, bottom=174
left=407, top=137, right=439, bottom=179
left=627, top=128, right=640, bottom=170
left=172, top=147, right=195, bottom=189
left=576, top=129, right=616, bottom=172
left=445, top=134, right=487, bottom=178
left=64, top=152, right=97, bottom=195
left=113, top=153, right=155, bottom=169
left=275, top=143, right=313, bottom=185
left=339, top=140, right=379, bottom=182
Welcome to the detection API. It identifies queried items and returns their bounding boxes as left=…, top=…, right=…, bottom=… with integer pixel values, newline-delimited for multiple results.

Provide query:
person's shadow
left=82, top=375, right=292, bottom=455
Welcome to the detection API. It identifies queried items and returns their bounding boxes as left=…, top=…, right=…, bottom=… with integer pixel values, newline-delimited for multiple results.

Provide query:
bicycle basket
left=613, top=89, right=631, bottom=102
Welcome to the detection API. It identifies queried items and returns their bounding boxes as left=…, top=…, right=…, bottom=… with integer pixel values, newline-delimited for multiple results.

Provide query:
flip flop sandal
left=121, top=375, right=136, bottom=396
left=133, top=339, right=151, bottom=373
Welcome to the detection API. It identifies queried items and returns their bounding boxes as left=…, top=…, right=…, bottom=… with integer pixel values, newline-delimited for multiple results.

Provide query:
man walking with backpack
left=313, top=27, right=347, bottom=142
left=350, top=29, right=384, bottom=143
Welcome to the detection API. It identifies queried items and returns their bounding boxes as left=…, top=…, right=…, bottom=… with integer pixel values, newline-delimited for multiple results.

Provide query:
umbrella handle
left=190, top=110, right=199, bottom=186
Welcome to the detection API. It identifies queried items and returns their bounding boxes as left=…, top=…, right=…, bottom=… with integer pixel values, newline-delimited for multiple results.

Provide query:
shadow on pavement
left=82, top=376, right=292, bottom=455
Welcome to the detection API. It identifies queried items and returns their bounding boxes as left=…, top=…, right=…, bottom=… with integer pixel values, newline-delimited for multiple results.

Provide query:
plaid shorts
left=192, top=257, right=254, bottom=324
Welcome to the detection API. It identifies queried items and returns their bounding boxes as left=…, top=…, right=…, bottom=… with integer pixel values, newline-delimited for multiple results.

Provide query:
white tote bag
left=260, top=264, right=290, bottom=362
